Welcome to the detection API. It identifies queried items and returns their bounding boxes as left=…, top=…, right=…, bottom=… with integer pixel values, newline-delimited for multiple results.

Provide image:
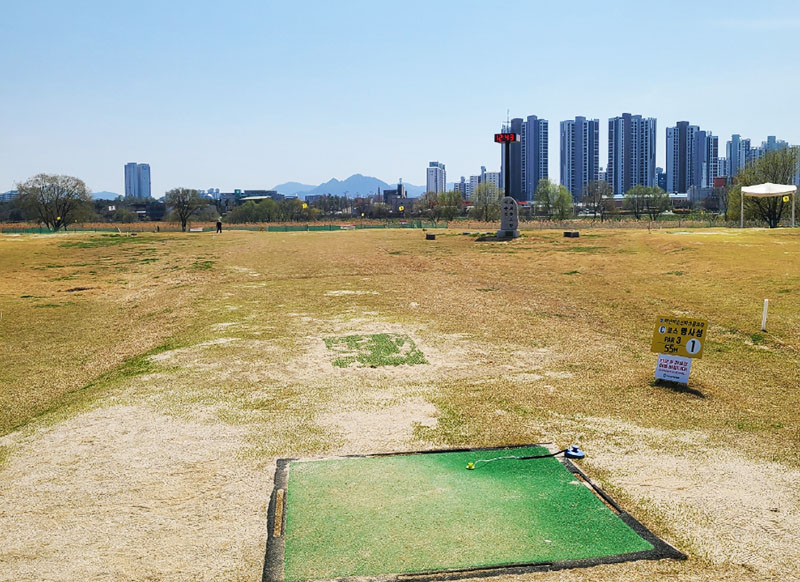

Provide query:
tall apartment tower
left=560, top=116, right=599, bottom=201
left=500, top=115, right=548, bottom=201
left=124, top=162, right=151, bottom=198
left=718, top=157, right=728, bottom=179
left=725, top=134, right=753, bottom=180
left=666, top=122, right=717, bottom=193
left=704, top=134, right=719, bottom=188
left=607, top=113, right=656, bottom=195
left=426, top=161, right=446, bottom=193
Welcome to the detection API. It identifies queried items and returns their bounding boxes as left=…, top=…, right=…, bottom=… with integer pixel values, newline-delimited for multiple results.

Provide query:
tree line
left=5, top=151, right=799, bottom=231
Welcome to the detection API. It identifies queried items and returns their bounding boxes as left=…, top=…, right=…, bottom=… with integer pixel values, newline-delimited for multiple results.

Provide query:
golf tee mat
left=262, top=444, right=684, bottom=581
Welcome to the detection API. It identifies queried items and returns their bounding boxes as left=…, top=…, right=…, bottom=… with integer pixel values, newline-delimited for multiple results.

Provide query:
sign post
left=650, top=315, right=708, bottom=384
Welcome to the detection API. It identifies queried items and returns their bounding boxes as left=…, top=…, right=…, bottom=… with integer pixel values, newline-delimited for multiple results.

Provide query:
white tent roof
left=741, top=183, right=797, bottom=197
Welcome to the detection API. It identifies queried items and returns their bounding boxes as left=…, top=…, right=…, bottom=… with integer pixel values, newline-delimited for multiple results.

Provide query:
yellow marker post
left=651, top=315, right=708, bottom=359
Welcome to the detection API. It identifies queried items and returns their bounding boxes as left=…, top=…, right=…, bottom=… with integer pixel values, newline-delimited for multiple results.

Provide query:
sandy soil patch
left=554, top=416, right=800, bottom=578
left=320, top=396, right=438, bottom=455
left=0, top=406, right=267, bottom=582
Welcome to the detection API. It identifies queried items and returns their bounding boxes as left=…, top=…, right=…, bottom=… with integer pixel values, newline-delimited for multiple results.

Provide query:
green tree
left=623, top=185, right=649, bottom=219
left=534, top=178, right=557, bottom=217
left=735, top=147, right=798, bottom=228
left=469, top=182, right=501, bottom=221
left=165, top=188, right=206, bottom=231
left=553, top=185, right=574, bottom=220
left=644, top=186, right=670, bottom=221
left=582, top=180, right=613, bottom=222
left=113, top=208, right=138, bottom=223
left=437, top=190, right=462, bottom=221
left=225, top=201, right=258, bottom=223
left=16, top=174, right=92, bottom=231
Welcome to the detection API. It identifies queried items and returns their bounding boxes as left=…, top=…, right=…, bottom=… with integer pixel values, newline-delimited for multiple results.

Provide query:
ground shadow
left=652, top=378, right=706, bottom=398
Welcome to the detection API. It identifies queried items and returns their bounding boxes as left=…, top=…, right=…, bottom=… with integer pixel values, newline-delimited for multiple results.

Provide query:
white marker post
left=762, top=299, right=769, bottom=332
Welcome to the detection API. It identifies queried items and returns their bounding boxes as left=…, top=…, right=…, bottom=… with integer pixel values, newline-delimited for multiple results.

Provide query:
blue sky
left=2, top=0, right=800, bottom=195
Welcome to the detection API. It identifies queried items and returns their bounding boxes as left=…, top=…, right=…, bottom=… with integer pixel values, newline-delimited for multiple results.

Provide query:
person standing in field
left=216, top=219, right=222, bottom=233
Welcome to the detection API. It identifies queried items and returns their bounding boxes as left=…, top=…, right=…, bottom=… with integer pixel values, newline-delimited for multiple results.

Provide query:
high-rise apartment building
left=725, top=135, right=751, bottom=180
left=666, top=122, right=698, bottom=193
left=666, top=122, right=718, bottom=192
left=500, top=115, right=548, bottom=201
left=655, top=167, right=667, bottom=191
left=455, top=176, right=467, bottom=199
left=124, top=162, right=151, bottom=198
left=607, top=113, right=656, bottom=195
left=426, top=161, right=446, bottom=193
left=704, top=134, right=719, bottom=188
left=483, top=172, right=501, bottom=190
left=560, top=116, right=599, bottom=201
left=467, top=175, right=481, bottom=198
left=717, top=157, right=728, bottom=178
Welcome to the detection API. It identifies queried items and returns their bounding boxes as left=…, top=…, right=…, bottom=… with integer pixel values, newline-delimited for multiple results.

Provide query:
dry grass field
left=1, top=226, right=799, bottom=581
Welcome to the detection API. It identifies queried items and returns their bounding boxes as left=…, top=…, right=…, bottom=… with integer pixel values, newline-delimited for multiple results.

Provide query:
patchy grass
left=3, top=226, right=800, bottom=581
left=324, top=333, right=427, bottom=368
left=59, top=233, right=157, bottom=248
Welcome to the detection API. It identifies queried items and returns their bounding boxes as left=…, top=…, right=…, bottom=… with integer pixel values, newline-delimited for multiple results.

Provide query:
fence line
left=0, top=220, right=451, bottom=235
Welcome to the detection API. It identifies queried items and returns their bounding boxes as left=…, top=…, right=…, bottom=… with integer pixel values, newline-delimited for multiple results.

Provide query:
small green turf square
left=283, top=446, right=654, bottom=580
left=323, top=333, right=426, bottom=368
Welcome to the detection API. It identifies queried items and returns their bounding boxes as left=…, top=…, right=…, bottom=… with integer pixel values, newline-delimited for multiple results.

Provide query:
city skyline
left=3, top=1, right=800, bottom=195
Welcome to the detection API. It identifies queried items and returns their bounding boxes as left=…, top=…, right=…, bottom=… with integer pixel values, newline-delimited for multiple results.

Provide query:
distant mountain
left=272, top=181, right=317, bottom=196
left=280, top=174, right=425, bottom=199
left=92, top=191, right=121, bottom=200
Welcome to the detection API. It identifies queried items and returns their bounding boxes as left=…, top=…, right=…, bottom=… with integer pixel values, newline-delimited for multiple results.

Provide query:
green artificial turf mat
left=281, top=446, right=654, bottom=580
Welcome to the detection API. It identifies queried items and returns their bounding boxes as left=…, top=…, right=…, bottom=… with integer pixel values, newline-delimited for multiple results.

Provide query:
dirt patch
left=320, top=396, right=438, bottom=455
left=0, top=405, right=267, bottom=582
left=557, top=416, right=800, bottom=578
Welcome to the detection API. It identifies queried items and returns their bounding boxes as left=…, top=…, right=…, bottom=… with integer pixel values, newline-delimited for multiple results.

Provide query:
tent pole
left=741, top=191, right=744, bottom=228
left=793, top=192, right=796, bottom=227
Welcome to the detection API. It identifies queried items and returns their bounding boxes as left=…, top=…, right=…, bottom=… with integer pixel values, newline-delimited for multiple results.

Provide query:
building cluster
left=488, top=114, right=797, bottom=205
left=124, top=162, right=151, bottom=198
left=424, top=161, right=502, bottom=199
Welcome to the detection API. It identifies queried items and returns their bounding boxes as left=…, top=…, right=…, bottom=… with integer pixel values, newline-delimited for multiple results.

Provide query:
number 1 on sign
left=686, top=339, right=701, bottom=355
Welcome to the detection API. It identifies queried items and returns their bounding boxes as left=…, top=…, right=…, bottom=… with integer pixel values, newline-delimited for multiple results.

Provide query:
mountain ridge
left=274, top=174, right=425, bottom=198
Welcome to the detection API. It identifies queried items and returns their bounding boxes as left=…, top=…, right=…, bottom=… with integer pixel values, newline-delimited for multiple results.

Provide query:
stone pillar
left=497, top=196, right=520, bottom=239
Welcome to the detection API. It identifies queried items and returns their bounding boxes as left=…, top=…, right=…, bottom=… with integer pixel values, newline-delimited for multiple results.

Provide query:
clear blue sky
left=3, top=0, right=800, bottom=195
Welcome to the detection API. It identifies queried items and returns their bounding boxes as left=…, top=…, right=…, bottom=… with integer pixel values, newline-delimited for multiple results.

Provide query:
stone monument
left=497, top=196, right=520, bottom=239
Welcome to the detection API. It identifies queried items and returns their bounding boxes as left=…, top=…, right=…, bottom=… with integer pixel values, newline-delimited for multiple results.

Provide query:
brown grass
left=1, top=227, right=799, bottom=581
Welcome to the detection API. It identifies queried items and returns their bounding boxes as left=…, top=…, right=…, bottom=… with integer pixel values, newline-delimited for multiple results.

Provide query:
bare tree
left=16, top=174, right=92, bottom=231
left=582, top=180, right=613, bottom=222
left=165, top=188, right=206, bottom=231
left=469, top=182, right=502, bottom=222
left=644, top=187, right=670, bottom=221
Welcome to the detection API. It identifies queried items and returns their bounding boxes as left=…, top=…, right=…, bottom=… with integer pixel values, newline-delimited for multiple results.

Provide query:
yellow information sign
left=651, top=315, right=708, bottom=359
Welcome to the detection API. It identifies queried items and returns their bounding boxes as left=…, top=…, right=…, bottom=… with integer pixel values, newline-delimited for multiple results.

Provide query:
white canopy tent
left=740, top=182, right=796, bottom=228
